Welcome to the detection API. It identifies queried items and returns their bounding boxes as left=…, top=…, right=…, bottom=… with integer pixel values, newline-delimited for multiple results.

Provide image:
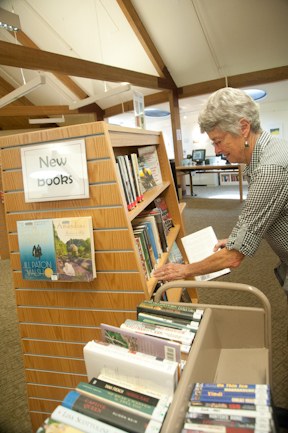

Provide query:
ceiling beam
left=116, top=0, right=177, bottom=90
left=0, top=105, right=77, bottom=116
left=0, top=41, right=174, bottom=91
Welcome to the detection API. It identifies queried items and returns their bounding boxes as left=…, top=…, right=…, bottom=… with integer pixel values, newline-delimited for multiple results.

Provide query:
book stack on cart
left=182, top=382, right=275, bottom=433
left=36, top=300, right=205, bottom=433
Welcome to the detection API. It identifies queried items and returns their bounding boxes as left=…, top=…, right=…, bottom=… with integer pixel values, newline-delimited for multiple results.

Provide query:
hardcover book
left=76, top=380, right=170, bottom=423
left=62, top=390, right=162, bottom=433
left=50, top=404, right=126, bottom=433
left=83, top=339, right=179, bottom=398
left=17, top=216, right=96, bottom=282
left=138, top=146, right=163, bottom=186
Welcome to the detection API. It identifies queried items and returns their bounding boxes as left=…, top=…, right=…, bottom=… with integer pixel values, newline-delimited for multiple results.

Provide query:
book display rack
left=0, top=121, right=191, bottom=431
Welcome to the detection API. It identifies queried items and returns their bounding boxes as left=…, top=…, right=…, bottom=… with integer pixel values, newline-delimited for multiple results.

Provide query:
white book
left=181, top=226, right=230, bottom=281
left=51, top=405, right=126, bottom=433
left=83, top=340, right=179, bottom=398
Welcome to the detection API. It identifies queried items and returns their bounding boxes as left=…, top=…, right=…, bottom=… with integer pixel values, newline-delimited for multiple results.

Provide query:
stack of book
left=37, top=302, right=205, bottom=433
left=116, top=146, right=162, bottom=212
left=133, top=197, right=174, bottom=280
left=182, top=382, right=275, bottom=432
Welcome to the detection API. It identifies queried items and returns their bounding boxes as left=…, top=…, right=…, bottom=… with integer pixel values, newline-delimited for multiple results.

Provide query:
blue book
left=17, top=219, right=57, bottom=280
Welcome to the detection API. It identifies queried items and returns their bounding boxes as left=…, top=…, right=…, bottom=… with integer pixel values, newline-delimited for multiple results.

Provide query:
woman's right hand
left=213, top=238, right=228, bottom=252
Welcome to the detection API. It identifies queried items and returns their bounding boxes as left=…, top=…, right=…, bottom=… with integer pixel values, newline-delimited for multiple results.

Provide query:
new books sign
left=21, top=139, right=89, bottom=202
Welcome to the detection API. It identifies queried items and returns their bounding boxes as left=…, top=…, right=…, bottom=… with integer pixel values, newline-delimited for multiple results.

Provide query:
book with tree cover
left=100, top=322, right=181, bottom=362
left=17, top=216, right=96, bottom=282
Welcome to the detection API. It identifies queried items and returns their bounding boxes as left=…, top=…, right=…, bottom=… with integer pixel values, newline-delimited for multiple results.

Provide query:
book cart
left=153, top=280, right=272, bottom=433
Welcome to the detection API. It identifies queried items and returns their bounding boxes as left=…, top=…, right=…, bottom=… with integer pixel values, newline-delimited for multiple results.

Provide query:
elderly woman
left=153, top=87, right=288, bottom=296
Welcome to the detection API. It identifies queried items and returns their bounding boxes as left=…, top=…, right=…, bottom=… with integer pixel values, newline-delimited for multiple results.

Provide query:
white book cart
left=153, top=280, right=272, bottom=433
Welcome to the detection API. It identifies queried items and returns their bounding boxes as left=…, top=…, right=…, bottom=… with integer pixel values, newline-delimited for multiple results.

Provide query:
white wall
left=108, top=99, right=288, bottom=160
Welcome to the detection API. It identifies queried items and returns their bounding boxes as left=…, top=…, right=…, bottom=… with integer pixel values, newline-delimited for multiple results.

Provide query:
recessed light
left=244, top=88, right=267, bottom=101
left=144, top=108, right=170, bottom=118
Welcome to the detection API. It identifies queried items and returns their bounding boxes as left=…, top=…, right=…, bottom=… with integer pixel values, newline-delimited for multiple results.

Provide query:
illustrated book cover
left=17, top=216, right=96, bottom=282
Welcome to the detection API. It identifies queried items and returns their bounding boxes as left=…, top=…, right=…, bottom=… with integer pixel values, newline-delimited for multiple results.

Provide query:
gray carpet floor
left=0, top=186, right=287, bottom=432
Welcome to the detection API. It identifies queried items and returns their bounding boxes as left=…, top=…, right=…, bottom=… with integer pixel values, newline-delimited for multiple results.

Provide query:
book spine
left=187, top=406, right=271, bottom=418
left=188, top=401, right=270, bottom=412
left=194, top=384, right=270, bottom=391
left=137, top=301, right=204, bottom=321
left=51, top=405, right=126, bottom=433
left=62, top=390, right=162, bottom=433
left=185, top=413, right=271, bottom=430
left=137, top=312, right=199, bottom=332
left=121, top=319, right=195, bottom=346
left=76, top=381, right=169, bottom=422
left=183, top=423, right=255, bottom=433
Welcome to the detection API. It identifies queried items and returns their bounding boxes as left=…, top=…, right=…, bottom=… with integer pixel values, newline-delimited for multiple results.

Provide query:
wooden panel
left=15, top=290, right=144, bottom=310
left=27, top=384, right=73, bottom=400
left=11, top=250, right=138, bottom=272
left=4, top=183, right=122, bottom=211
left=109, top=130, right=161, bottom=147
left=9, top=227, right=133, bottom=252
left=24, top=355, right=86, bottom=374
left=1, top=134, right=112, bottom=170
left=19, top=324, right=104, bottom=342
left=22, top=340, right=85, bottom=357
left=25, top=370, right=87, bottom=388
left=13, top=271, right=143, bottom=291
left=30, top=413, right=49, bottom=433
left=18, top=309, right=137, bottom=327
left=29, top=398, right=59, bottom=415
left=6, top=208, right=128, bottom=232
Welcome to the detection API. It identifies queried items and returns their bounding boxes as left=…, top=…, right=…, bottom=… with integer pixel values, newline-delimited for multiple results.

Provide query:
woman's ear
left=240, top=118, right=250, bottom=137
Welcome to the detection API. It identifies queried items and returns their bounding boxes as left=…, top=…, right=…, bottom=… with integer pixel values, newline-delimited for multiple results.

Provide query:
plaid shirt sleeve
left=226, top=164, right=288, bottom=257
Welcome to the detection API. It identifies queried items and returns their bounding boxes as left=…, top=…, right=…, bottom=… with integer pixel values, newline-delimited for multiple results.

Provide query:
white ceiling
left=0, top=0, right=287, bottom=129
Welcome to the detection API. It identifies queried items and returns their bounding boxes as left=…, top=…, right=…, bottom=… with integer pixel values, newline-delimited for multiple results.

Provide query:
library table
left=176, top=163, right=244, bottom=202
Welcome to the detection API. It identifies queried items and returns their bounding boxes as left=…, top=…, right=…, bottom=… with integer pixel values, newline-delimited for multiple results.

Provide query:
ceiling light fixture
left=244, top=88, right=267, bottom=101
left=0, top=7, right=21, bottom=31
left=0, top=74, right=46, bottom=109
left=29, top=115, right=65, bottom=125
left=69, top=84, right=131, bottom=110
left=144, top=108, right=170, bottom=118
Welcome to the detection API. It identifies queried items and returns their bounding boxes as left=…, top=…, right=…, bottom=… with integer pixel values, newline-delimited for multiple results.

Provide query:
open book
left=181, top=226, right=230, bottom=281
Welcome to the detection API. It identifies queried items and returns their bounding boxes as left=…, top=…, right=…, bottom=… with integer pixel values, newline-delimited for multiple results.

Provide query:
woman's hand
left=213, top=238, right=228, bottom=252
left=153, top=263, right=191, bottom=282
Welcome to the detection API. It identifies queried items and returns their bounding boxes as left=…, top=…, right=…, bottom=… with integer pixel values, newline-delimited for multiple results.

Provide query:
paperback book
left=17, top=216, right=96, bottom=282
left=138, top=145, right=163, bottom=185
left=100, top=322, right=181, bottom=362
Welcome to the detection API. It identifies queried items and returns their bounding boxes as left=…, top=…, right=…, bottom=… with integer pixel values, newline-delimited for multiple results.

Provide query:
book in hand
left=17, top=216, right=96, bottom=282
left=181, top=226, right=230, bottom=281
left=83, top=339, right=179, bottom=398
left=76, top=379, right=170, bottom=423
left=100, top=322, right=181, bottom=362
left=62, top=390, right=162, bottom=433
left=50, top=404, right=127, bottom=433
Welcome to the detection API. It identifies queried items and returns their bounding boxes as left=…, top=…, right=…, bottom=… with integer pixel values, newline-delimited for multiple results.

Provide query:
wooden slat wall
left=0, top=121, right=156, bottom=431
left=0, top=156, right=9, bottom=259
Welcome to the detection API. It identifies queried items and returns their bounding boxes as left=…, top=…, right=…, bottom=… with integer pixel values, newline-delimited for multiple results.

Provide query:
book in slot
left=153, top=196, right=174, bottom=233
left=133, top=218, right=160, bottom=263
left=100, top=322, right=181, bottom=362
left=133, top=224, right=156, bottom=271
left=17, top=217, right=96, bottom=282
left=138, top=145, right=163, bottom=186
left=138, top=157, right=157, bottom=192
left=137, top=311, right=200, bottom=332
left=133, top=229, right=153, bottom=278
left=130, top=153, right=144, bottom=202
left=62, top=390, right=162, bottom=433
left=181, top=226, right=230, bottom=281
left=139, top=208, right=168, bottom=252
left=83, top=339, right=179, bottom=398
left=116, top=155, right=136, bottom=211
left=76, top=378, right=170, bottom=423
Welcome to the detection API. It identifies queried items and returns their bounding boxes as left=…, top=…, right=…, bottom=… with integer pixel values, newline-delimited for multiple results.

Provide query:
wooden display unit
left=0, top=121, right=194, bottom=431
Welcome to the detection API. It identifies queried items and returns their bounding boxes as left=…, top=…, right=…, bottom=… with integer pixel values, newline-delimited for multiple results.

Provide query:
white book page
left=181, top=226, right=230, bottom=281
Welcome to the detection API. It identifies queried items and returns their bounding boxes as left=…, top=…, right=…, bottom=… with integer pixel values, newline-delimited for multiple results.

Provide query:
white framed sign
left=21, top=138, right=89, bottom=203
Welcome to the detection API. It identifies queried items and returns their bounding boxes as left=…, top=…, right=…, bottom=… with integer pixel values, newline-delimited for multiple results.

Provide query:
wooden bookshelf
left=0, top=121, right=195, bottom=431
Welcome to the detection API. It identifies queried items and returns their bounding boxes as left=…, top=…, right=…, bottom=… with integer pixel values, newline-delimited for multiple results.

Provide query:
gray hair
left=198, top=87, right=261, bottom=135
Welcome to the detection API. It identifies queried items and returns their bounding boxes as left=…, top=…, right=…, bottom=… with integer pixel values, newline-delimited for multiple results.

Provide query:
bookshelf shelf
left=0, top=121, right=192, bottom=431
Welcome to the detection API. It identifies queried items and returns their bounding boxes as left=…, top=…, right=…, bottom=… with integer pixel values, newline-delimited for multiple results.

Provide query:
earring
left=244, top=139, right=249, bottom=148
